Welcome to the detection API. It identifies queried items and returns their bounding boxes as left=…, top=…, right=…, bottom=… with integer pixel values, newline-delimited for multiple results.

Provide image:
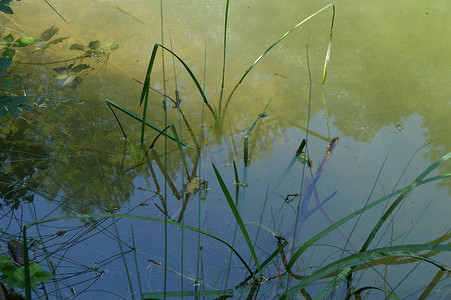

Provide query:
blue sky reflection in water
left=0, top=0, right=450, bottom=298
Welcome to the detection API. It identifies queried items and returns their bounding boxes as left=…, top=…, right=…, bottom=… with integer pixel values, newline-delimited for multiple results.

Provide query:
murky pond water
left=1, top=0, right=450, bottom=299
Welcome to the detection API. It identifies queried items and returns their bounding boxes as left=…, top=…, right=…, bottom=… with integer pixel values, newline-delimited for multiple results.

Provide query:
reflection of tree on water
left=0, top=120, right=50, bottom=209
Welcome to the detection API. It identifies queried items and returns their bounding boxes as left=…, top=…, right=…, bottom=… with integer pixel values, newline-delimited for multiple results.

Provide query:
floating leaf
left=71, top=63, right=90, bottom=72
left=88, top=40, right=100, bottom=50
left=69, top=44, right=85, bottom=51
left=0, top=57, right=12, bottom=68
left=0, top=69, right=7, bottom=77
left=40, top=25, right=59, bottom=41
left=13, top=37, right=35, bottom=47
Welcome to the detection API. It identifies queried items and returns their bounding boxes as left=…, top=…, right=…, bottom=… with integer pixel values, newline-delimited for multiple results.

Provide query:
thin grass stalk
left=149, top=125, right=171, bottom=149
left=220, top=3, right=335, bottom=127
left=142, top=289, right=235, bottom=299
left=113, top=218, right=135, bottom=300
left=22, top=225, right=31, bottom=300
left=218, top=0, right=230, bottom=122
left=211, top=163, right=261, bottom=275
left=131, top=225, right=143, bottom=298
left=322, top=5, right=335, bottom=84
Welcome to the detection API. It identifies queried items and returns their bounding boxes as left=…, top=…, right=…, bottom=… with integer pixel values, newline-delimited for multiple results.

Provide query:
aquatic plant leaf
left=8, top=96, right=29, bottom=105
left=69, top=43, right=85, bottom=51
left=2, top=47, right=15, bottom=59
left=0, top=69, right=7, bottom=77
left=101, top=43, right=119, bottom=51
left=29, top=265, right=52, bottom=283
left=88, top=40, right=100, bottom=50
left=71, top=63, right=90, bottom=72
left=0, top=57, right=12, bottom=68
left=7, top=104, right=19, bottom=118
left=3, top=33, right=14, bottom=43
left=40, top=25, right=59, bottom=41
left=0, top=255, right=13, bottom=268
left=0, top=105, right=6, bottom=117
left=0, top=1, right=13, bottom=14
left=13, top=37, right=35, bottom=47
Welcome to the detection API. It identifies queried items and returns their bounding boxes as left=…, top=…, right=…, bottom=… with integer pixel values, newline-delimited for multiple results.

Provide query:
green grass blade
left=139, top=44, right=160, bottom=143
left=105, top=98, right=195, bottom=150
left=359, top=151, right=451, bottom=253
left=211, top=163, right=260, bottom=273
left=218, top=0, right=230, bottom=121
left=283, top=244, right=451, bottom=298
left=221, top=3, right=334, bottom=124
left=140, top=43, right=217, bottom=120
left=286, top=153, right=451, bottom=272
left=322, top=4, right=335, bottom=84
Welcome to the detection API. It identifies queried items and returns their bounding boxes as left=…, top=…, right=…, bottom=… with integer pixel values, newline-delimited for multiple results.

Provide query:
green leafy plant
left=0, top=254, right=52, bottom=291
left=69, top=40, right=119, bottom=58
left=0, top=33, right=35, bottom=59
left=33, top=25, right=68, bottom=52
left=0, top=57, right=33, bottom=118
left=0, top=0, right=13, bottom=14
left=52, top=40, right=119, bottom=88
